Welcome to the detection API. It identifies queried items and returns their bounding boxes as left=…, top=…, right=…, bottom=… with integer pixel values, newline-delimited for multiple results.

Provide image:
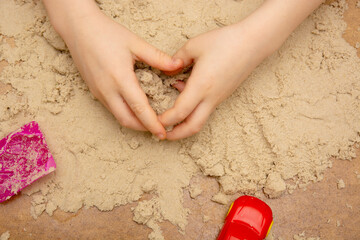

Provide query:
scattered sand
left=0, top=231, right=10, bottom=240
left=337, top=179, right=346, bottom=189
left=293, top=232, right=320, bottom=240
left=292, top=231, right=321, bottom=240
left=263, top=172, right=287, bottom=198
left=1, top=0, right=360, bottom=239
left=211, top=192, right=230, bottom=205
left=203, top=215, right=210, bottom=223
left=336, top=220, right=342, bottom=227
left=189, top=184, right=203, bottom=199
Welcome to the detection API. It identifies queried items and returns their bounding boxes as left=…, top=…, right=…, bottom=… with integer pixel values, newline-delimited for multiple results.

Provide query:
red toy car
left=217, top=196, right=273, bottom=240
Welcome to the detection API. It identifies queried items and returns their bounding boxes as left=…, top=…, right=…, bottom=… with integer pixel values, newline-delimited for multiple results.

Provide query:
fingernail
left=157, top=133, right=165, bottom=140
left=172, top=58, right=181, bottom=65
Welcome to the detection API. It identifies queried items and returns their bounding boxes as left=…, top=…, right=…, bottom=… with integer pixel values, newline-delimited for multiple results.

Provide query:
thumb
left=132, top=39, right=183, bottom=72
left=163, top=43, right=195, bottom=76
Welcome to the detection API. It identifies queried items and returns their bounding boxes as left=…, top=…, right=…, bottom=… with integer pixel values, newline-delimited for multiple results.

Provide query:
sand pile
left=1, top=0, right=360, bottom=239
left=0, top=231, right=10, bottom=240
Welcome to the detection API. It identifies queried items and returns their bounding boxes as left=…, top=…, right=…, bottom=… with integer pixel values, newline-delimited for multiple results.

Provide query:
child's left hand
left=159, top=24, right=268, bottom=140
left=158, top=0, right=324, bottom=140
left=159, top=0, right=323, bottom=140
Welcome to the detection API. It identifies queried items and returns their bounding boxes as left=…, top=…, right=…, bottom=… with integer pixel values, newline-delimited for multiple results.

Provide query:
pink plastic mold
left=0, top=121, right=56, bottom=202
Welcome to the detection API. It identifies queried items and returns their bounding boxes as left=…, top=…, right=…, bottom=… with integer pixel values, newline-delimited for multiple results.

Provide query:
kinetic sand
left=1, top=0, right=360, bottom=239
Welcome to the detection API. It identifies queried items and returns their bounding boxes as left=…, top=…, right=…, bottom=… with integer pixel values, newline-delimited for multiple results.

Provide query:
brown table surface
left=1, top=1, right=360, bottom=239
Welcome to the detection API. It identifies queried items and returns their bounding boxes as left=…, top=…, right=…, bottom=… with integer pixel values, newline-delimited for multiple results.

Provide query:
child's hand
left=45, top=1, right=182, bottom=139
left=159, top=25, right=265, bottom=140
left=159, top=0, right=323, bottom=140
left=44, top=0, right=322, bottom=141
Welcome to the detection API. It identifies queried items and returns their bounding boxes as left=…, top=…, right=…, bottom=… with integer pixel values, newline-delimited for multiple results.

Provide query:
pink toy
left=0, top=121, right=56, bottom=203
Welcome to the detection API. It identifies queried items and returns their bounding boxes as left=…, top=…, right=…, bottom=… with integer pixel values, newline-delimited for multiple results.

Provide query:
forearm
left=42, top=0, right=100, bottom=38
left=238, top=0, right=324, bottom=57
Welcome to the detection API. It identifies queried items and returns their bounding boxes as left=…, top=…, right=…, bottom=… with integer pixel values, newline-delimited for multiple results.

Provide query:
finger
left=159, top=75, right=204, bottom=127
left=171, top=80, right=186, bottom=92
left=106, top=95, right=147, bottom=131
left=132, top=39, right=183, bottom=72
left=173, top=44, right=195, bottom=68
left=166, top=101, right=213, bottom=140
left=163, top=44, right=195, bottom=76
left=119, top=72, right=167, bottom=139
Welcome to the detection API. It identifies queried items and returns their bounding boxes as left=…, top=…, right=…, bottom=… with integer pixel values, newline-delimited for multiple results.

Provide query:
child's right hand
left=44, top=0, right=183, bottom=139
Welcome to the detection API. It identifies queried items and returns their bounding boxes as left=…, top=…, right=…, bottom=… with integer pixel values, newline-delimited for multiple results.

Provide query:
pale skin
left=42, top=0, right=324, bottom=140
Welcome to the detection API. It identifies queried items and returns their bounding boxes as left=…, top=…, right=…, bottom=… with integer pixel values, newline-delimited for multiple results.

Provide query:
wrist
left=234, top=0, right=323, bottom=58
left=226, top=22, right=271, bottom=67
left=42, top=0, right=100, bottom=39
